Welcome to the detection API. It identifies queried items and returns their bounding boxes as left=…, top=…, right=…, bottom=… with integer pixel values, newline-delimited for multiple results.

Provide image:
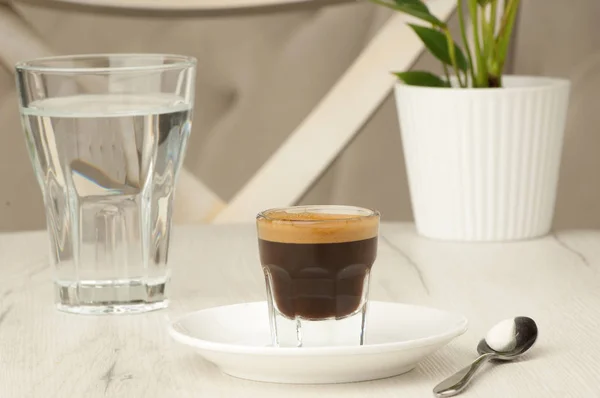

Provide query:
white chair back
left=0, top=0, right=456, bottom=224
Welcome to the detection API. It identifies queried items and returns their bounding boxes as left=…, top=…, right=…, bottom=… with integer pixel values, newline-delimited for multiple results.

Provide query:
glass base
left=54, top=278, right=168, bottom=315
left=271, top=306, right=367, bottom=348
left=56, top=300, right=168, bottom=315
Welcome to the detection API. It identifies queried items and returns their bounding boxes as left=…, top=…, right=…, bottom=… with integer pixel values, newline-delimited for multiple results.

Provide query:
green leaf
left=394, top=71, right=449, bottom=87
left=409, top=24, right=469, bottom=71
left=370, top=0, right=446, bottom=28
left=394, top=0, right=429, bottom=13
left=477, top=0, right=493, bottom=5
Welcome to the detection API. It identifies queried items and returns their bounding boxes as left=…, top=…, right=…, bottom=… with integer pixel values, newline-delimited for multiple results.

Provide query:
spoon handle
left=433, top=353, right=495, bottom=397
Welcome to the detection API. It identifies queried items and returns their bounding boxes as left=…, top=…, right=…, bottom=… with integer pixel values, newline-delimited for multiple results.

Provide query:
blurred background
left=1, top=0, right=599, bottom=232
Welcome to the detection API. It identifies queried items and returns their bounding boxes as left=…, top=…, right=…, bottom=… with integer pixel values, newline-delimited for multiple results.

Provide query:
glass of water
left=16, top=54, right=195, bottom=314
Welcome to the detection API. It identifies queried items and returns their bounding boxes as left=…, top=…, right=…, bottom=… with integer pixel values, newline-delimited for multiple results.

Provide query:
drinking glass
left=256, top=205, right=380, bottom=347
left=16, top=54, right=196, bottom=314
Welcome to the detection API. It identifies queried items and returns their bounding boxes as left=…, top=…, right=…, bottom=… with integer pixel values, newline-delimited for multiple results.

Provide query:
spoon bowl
left=478, top=316, right=538, bottom=359
left=434, top=317, right=538, bottom=397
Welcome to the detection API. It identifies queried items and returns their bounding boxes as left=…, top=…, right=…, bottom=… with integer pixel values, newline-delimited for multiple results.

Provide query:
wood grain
left=1, top=223, right=600, bottom=397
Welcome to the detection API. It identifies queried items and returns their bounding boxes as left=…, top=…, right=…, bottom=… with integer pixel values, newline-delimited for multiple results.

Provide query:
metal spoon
left=433, top=317, right=538, bottom=397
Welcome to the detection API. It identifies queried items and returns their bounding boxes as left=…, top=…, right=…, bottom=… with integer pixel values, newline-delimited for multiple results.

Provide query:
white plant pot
left=394, top=76, right=571, bottom=242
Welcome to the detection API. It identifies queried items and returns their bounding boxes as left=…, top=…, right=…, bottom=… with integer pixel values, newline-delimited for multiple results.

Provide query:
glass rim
left=257, top=205, right=380, bottom=223
left=15, top=53, right=197, bottom=74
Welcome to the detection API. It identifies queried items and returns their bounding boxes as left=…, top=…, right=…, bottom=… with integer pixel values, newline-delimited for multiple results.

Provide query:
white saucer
left=169, top=301, right=468, bottom=384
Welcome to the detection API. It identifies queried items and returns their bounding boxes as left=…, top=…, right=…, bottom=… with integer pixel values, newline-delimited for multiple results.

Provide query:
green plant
left=370, top=0, right=521, bottom=88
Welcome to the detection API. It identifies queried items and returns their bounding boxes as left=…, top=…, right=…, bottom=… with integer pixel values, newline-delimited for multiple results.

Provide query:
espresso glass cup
left=256, top=205, right=380, bottom=347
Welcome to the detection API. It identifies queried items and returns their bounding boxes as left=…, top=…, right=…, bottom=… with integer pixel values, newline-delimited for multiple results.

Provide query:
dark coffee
left=257, top=212, right=378, bottom=320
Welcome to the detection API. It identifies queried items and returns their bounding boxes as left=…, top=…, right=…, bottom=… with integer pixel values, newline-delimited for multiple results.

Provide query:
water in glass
left=21, top=93, right=191, bottom=314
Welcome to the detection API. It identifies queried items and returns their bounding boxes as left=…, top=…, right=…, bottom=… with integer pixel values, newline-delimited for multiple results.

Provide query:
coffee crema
left=257, top=211, right=379, bottom=320
left=257, top=211, right=379, bottom=244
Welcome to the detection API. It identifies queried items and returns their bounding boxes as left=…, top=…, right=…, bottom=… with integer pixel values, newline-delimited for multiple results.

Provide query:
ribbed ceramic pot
left=394, top=76, right=570, bottom=241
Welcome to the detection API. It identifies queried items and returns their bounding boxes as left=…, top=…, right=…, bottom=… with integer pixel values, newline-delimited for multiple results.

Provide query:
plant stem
left=432, top=22, right=453, bottom=87
left=468, top=0, right=487, bottom=87
left=458, top=0, right=476, bottom=86
left=481, top=7, right=490, bottom=60
left=442, top=63, right=451, bottom=86
left=490, top=0, right=498, bottom=36
left=484, top=0, right=499, bottom=86
left=444, top=29, right=465, bottom=87
left=494, top=0, right=520, bottom=86
left=497, top=0, right=519, bottom=40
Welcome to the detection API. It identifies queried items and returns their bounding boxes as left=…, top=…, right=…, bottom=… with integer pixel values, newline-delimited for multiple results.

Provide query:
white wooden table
left=1, top=223, right=600, bottom=397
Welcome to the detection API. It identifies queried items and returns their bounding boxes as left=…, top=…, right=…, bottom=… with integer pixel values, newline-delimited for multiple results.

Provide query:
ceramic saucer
left=169, top=301, right=468, bottom=384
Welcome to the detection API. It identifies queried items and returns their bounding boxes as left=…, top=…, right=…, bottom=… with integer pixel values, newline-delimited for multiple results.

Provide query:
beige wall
left=1, top=1, right=599, bottom=232
left=511, top=0, right=600, bottom=229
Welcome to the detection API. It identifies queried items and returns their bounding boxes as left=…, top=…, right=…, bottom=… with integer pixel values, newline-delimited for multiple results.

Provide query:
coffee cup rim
left=257, top=205, right=380, bottom=223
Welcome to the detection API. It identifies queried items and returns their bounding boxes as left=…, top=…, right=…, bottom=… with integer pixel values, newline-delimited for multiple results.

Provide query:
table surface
left=1, top=222, right=600, bottom=397
left=15, top=0, right=354, bottom=16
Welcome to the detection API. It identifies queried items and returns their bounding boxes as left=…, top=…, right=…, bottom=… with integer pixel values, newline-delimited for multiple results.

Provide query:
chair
left=0, top=0, right=225, bottom=224
left=0, top=0, right=457, bottom=225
